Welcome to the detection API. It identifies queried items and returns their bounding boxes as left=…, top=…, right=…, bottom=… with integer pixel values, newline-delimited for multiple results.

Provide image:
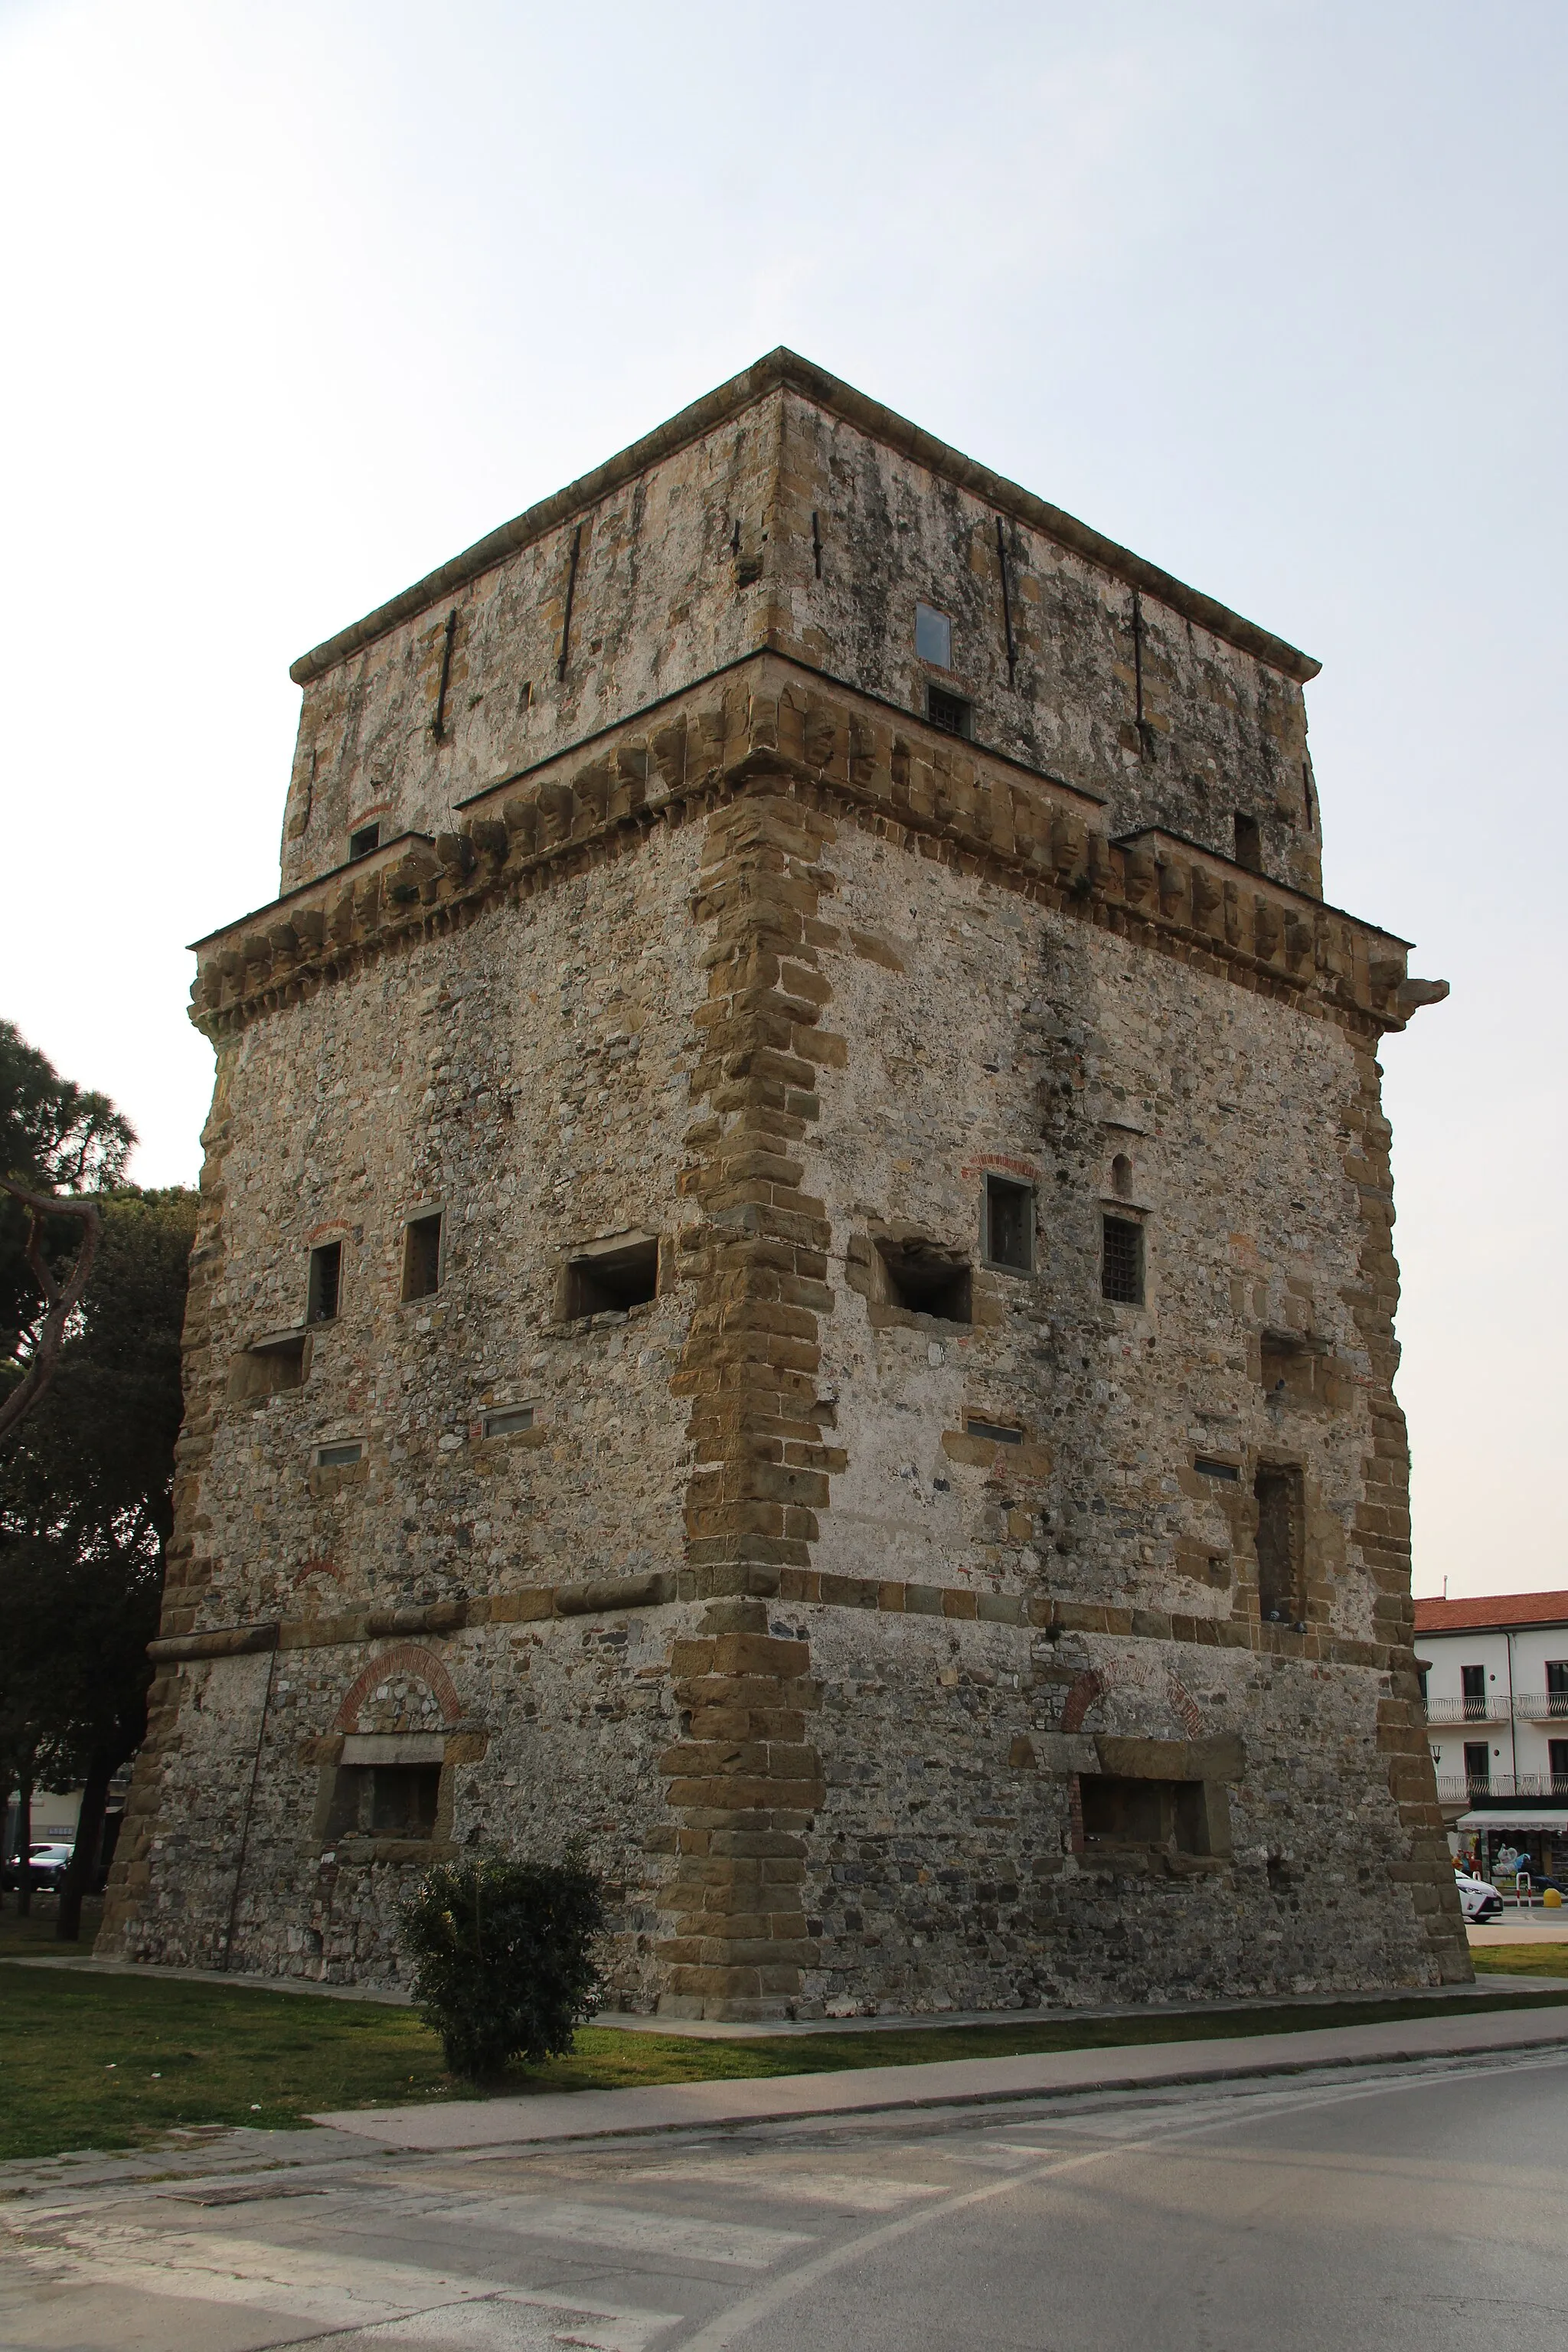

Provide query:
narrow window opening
left=1544, top=1661, right=1568, bottom=1710
left=307, top=1241, right=342, bottom=1325
left=1110, top=1152, right=1133, bottom=1198
left=564, top=1235, right=659, bottom=1319
left=1461, top=1663, right=1488, bottom=1719
left=1233, top=812, right=1263, bottom=872
left=966, top=1416, right=1023, bottom=1446
left=926, top=684, right=972, bottom=738
left=315, top=1440, right=363, bottom=1468
left=983, top=1174, right=1034, bottom=1272
left=1101, top=1214, right=1144, bottom=1305
left=348, top=822, right=381, bottom=863
left=1302, top=760, right=1315, bottom=831
left=1416, top=1660, right=1430, bottom=1702
left=915, top=602, right=953, bottom=668
left=1253, top=1462, right=1305, bottom=1623
left=877, top=1238, right=972, bottom=1323
left=1195, top=1456, right=1240, bottom=1483
left=370, top=1763, right=440, bottom=1838
left=483, top=1406, right=534, bottom=1439
left=227, top=1332, right=306, bottom=1403
left=402, top=1212, right=443, bottom=1302
left=1463, top=1740, right=1491, bottom=1793
left=1081, top=1775, right=1210, bottom=1856
left=327, top=1762, right=440, bottom=1841
left=1549, top=1739, right=1568, bottom=1794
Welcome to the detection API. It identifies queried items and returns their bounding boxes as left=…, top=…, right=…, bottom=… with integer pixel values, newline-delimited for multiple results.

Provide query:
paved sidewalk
left=311, top=2000, right=1568, bottom=2152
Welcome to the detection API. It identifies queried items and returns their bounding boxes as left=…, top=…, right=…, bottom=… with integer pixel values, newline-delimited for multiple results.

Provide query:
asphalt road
left=5, top=2049, right=1566, bottom=2350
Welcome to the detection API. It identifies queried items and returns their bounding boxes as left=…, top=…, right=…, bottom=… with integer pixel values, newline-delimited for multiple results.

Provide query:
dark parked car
left=0, top=1841, right=74, bottom=1892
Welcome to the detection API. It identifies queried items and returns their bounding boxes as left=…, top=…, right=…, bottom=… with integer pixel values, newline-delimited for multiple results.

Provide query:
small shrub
left=399, top=1852, right=606, bottom=2083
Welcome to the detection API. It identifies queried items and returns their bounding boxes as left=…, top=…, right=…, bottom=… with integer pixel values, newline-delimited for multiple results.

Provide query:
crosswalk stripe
left=421, top=2195, right=815, bottom=2269
left=10, top=2224, right=678, bottom=2347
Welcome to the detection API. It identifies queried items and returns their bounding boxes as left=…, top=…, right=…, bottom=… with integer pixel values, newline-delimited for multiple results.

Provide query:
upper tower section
left=279, top=351, right=1323, bottom=900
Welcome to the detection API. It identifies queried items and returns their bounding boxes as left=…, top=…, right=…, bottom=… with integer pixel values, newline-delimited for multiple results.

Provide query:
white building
left=1414, top=1590, right=1568, bottom=1884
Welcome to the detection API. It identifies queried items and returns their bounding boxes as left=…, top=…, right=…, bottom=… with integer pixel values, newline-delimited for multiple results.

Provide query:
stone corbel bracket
left=189, top=652, right=1442, bottom=1044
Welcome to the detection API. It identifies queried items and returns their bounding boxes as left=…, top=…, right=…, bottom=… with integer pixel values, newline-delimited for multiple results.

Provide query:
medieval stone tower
left=101, top=351, right=1467, bottom=2013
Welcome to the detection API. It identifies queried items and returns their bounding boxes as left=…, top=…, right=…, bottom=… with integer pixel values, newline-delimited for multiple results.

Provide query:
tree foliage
left=0, top=1184, right=195, bottom=1931
left=2, top=1019, right=136, bottom=1441
left=400, top=1854, right=606, bottom=2081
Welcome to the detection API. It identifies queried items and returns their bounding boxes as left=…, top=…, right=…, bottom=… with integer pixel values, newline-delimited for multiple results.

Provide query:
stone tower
left=100, top=350, right=1467, bottom=2012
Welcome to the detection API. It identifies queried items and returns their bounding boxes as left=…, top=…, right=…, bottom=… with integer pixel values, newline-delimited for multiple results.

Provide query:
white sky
left=2, top=1, right=1562, bottom=1600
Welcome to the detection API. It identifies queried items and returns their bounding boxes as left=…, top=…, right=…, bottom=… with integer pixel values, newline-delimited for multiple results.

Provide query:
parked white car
left=1455, top=1871, right=1504, bottom=1923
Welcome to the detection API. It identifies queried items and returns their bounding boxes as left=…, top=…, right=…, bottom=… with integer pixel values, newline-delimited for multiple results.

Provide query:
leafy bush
left=399, top=1853, right=606, bottom=2082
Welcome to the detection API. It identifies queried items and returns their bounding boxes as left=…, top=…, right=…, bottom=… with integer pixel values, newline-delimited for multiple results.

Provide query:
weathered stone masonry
left=101, top=351, right=1465, bottom=2011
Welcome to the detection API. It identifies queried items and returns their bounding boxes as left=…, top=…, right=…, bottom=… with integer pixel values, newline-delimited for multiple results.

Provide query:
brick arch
left=332, top=1643, right=463, bottom=1732
left=1059, top=1668, right=1105, bottom=1734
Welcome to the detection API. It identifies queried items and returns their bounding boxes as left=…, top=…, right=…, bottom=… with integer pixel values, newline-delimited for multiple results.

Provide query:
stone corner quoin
left=100, top=348, right=1466, bottom=2016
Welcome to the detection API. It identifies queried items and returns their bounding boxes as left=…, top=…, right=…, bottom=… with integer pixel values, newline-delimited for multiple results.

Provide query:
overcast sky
left=2, top=1, right=1562, bottom=1599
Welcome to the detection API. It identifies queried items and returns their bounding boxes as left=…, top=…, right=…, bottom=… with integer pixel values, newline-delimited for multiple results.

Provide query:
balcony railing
left=1421, top=1695, right=1568, bottom=1724
left=1434, top=1772, right=1568, bottom=1805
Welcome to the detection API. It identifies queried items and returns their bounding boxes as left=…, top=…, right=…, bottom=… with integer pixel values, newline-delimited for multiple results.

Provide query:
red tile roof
left=1413, top=1592, right=1568, bottom=1635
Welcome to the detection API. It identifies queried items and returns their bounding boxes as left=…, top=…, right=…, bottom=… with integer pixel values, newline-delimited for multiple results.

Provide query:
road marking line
left=632, top=2167, right=947, bottom=2211
left=420, top=2195, right=814, bottom=2268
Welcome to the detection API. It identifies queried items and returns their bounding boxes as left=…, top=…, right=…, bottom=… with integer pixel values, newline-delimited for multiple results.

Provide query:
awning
left=1457, top=1810, right=1568, bottom=1832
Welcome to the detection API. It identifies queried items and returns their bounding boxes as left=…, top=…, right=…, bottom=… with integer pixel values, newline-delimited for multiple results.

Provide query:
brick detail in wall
left=656, top=1602, right=827, bottom=2019
left=658, top=779, right=844, bottom=2015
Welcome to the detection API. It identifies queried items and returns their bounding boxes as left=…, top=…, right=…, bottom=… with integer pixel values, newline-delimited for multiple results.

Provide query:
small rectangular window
left=1101, top=1215, right=1144, bottom=1305
left=1195, top=1456, right=1240, bottom=1482
left=1233, top=812, right=1263, bottom=873
left=915, top=603, right=953, bottom=668
left=1545, top=1661, right=1568, bottom=1699
left=369, top=1763, right=440, bottom=1838
left=564, top=1234, right=659, bottom=1320
left=1254, top=1462, right=1304, bottom=1624
left=326, top=1761, right=439, bottom=1841
left=315, top=1440, right=363, bottom=1468
left=348, top=822, right=381, bottom=862
left=307, top=1241, right=342, bottom=1324
left=877, top=1238, right=972, bottom=1324
left=1463, top=1740, right=1490, bottom=1790
left=926, top=684, right=972, bottom=738
left=1549, top=1740, right=1568, bottom=1791
left=966, top=1416, right=1023, bottom=1446
left=402, top=1211, right=443, bottom=1302
left=483, top=1406, right=534, bottom=1438
left=984, top=1175, right=1034, bottom=1272
left=1081, top=1775, right=1210, bottom=1855
left=1461, top=1663, right=1487, bottom=1716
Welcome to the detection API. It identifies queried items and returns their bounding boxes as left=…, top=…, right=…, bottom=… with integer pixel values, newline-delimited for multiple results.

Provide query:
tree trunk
left=56, top=1753, right=113, bottom=1942
left=15, top=1773, right=33, bottom=1917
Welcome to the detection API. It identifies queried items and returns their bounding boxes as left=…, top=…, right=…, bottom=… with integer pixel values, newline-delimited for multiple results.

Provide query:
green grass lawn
left=1469, top=1942, right=1568, bottom=1978
left=5, top=1943, right=1568, bottom=2165
left=0, top=1899, right=102, bottom=1961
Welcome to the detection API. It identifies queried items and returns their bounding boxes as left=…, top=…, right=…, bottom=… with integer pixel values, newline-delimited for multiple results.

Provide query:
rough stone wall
left=107, top=545, right=1460, bottom=2007
left=277, top=359, right=1321, bottom=908
left=279, top=399, right=784, bottom=895
left=768, top=392, right=1321, bottom=893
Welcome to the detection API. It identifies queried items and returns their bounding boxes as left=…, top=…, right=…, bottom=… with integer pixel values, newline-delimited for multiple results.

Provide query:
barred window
left=926, top=684, right=972, bottom=737
left=1101, top=1214, right=1143, bottom=1305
